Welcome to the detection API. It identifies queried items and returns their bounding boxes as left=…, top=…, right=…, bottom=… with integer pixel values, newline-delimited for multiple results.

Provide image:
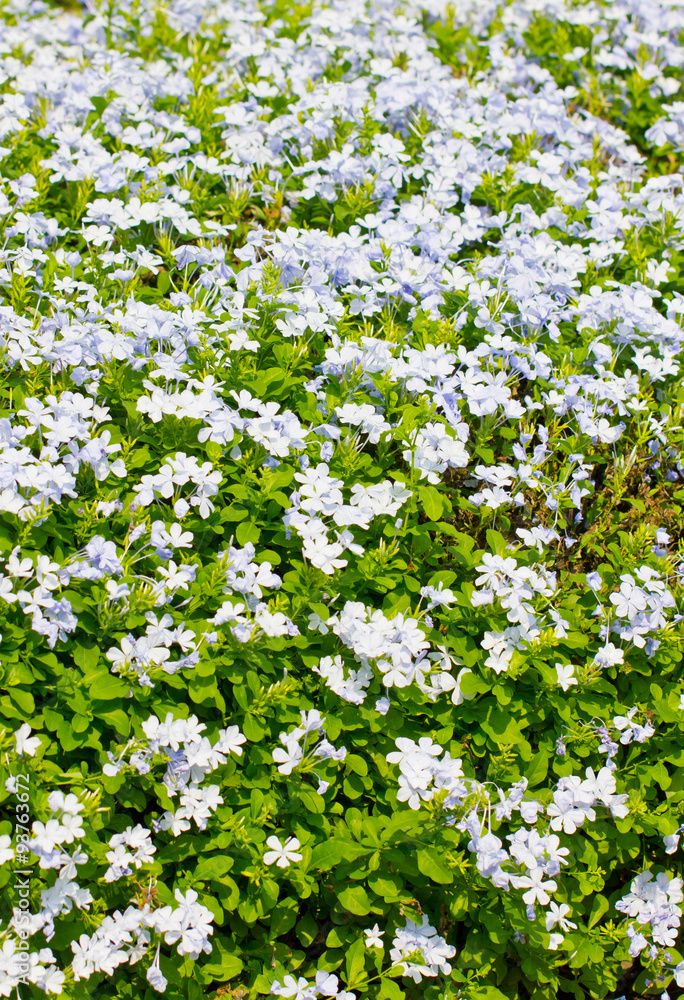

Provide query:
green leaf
left=7, top=688, right=35, bottom=715
left=378, top=980, right=404, bottom=1000
left=296, top=911, right=318, bottom=946
left=346, top=935, right=367, bottom=987
left=470, top=988, right=510, bottom=1000
left=243, top=714, right=265, bottom=740
left=201, top=937, right=244, bottom=981
left=236, top=520, right=261, bottom=545
left=270, top=898, right=299, bottom=937
left=157, top=269, right=171, bottom=295
left=194, top=856, right=234, bottom=882
left=220, top=505, right=249, bottom=523
left=89, top=672, right=129, bottom=700
left=481, top=708, right=526, bottom=747
left=346, top=753, right=368, bottom=776
left=417, top=849, right=453, bottom=884
left=418, top=485, right=443, bottom=521
left=587, top=894, right=609, bottom=929
left=253, top=975, right=275, bottom=995
left=337, top=885, right=372, bottom=915
left=524, top=750, right=549, bottom=788
left=309, top=839, right=370, bottom=871
left=73, top=642, right=100, bottom=671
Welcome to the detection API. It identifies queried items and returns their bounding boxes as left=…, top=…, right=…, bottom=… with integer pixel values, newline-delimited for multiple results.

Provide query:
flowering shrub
left=2, top=0, right=684, bottom=997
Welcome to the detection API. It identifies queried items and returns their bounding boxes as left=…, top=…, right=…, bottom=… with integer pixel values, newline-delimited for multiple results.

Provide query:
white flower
left=146, top=945, right=168, bottom=993
left=215, top=726, right=246, bottom=756
left=83, top=224, right=112, bottom=246
left=510, top=867, right=557, bottom=905
left=555, top=663, right=577, bottom=692
left=307, top=613, right=329, bottom=634
left=545, top=902, right=577, bottom=932
left=272, top=735, right=304, bottom=775
left=664, top=831, right=681, bottom=855
left=271, top=975, right=315, bottom=1000
left=15, top=723, right=41, bottom=757
left=0, top=834, right=14, bottom=864
left=390, top=915, right=455, bottom=983
left=364, top=923, right=385, bottom=948
left=674, top=959, right=684, bottom=987
left=147, top=963, right=168, bottom=992
left=263, top=836, right=302, bottom=868
left=593, top=643, right=624, bottom=669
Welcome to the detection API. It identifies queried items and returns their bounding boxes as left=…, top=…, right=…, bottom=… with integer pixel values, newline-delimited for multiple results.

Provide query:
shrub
left=1, top=0, right=684, bottom=998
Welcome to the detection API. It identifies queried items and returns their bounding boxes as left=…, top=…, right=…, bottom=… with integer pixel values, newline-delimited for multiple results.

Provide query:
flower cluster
left=616, top=871, right=684, bottom=958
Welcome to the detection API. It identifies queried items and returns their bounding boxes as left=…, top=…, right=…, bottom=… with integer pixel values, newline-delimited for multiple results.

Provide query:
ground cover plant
left=3, top=0, right=684, bottom=998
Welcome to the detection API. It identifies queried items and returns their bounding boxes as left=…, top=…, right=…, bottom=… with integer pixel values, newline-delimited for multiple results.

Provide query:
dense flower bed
left=1, top=0, right=684, bottom=997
